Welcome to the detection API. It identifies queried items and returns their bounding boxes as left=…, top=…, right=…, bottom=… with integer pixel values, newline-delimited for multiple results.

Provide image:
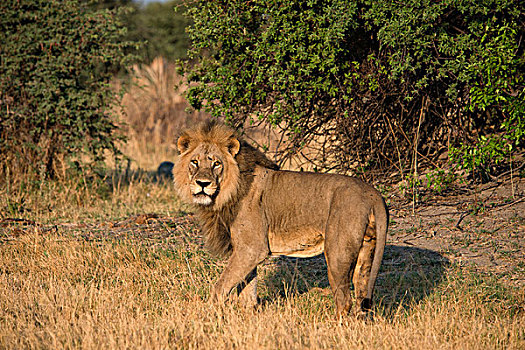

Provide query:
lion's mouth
left=192, top=192, right=214, bottom=206
left=190, top=180, right=218, bottom=206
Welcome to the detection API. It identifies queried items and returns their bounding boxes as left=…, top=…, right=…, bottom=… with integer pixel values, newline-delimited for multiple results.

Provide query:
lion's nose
left=196, top=180, right=212, bottom=188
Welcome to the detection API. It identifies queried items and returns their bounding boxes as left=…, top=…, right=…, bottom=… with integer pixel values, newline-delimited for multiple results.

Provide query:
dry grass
left=0, top=168, right=183, bottom=224
left=119, top=57, right=207, bottom=146
left=0, top=229, right=523, bottom=349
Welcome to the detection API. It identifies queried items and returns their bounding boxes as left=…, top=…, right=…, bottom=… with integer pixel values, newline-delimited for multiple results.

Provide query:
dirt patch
left=0, top=214, right=202, bottom=253
left=388, top=177, right=525, bottom=287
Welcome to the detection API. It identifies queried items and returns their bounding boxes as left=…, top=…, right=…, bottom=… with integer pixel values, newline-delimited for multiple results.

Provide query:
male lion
left=173, top=121, right=388, bottom=317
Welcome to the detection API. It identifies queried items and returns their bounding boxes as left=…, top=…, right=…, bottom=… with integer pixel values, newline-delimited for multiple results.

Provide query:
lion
left=173, top=120, right=388, bottom=317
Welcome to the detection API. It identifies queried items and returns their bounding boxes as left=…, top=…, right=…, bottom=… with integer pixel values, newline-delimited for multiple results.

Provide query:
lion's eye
left=190, top=160, right=198, bottom=167
left=213, top=161, right=222, bottom=168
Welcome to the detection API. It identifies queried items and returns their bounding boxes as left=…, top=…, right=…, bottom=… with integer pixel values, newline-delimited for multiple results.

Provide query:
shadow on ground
left=260, top=245, right=450, bottom=315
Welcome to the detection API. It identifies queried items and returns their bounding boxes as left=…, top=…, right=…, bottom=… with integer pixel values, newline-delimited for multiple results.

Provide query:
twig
left=455, top=211, right=470, bottom=231
left=384, top=114, right=404, bottom=176
left=492, top=196, right=525, bottom=210
left=412, top=97, right=427, bottom=214
left=0, top=218, right=37, bottom=226
left=184, top=256, right=198, bottom=290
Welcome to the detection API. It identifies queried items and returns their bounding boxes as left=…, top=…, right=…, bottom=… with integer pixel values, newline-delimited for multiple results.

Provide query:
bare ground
left=387, top=176, right=525, bottom=287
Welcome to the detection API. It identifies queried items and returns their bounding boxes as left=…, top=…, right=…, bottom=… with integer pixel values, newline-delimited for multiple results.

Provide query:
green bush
left=0, top=0, right=137, bottom=178
left=181, top=0, right=524, bottom=174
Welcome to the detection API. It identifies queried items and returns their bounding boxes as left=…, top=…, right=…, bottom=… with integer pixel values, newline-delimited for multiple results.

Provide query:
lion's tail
left=367, top=197, right=389, bottom=302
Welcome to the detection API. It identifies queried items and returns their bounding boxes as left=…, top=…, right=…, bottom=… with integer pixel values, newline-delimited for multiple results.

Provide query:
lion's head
left=173, top=121, right=241, bottom=210
left=173, top=120, right=278, bottom=257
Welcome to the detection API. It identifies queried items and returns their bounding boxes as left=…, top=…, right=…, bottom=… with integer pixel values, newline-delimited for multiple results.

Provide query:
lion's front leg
left=212, top=189, right=268, bottom=306
left=237, top=268, right=258, bottom=307
left=211, top=250, right=265, bottom=305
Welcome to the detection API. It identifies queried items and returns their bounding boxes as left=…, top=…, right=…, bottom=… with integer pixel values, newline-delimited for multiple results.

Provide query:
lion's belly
left=268, top=228, right=325, bottom=258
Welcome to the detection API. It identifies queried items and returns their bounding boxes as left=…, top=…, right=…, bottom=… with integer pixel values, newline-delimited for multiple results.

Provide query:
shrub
left=0, top=0, right=137, bottom=178
left=181, top=0, right=524, bottom=175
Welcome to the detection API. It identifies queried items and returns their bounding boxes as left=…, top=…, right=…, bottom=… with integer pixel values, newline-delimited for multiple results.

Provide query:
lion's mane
left=173, top=121, right=278, bottom=257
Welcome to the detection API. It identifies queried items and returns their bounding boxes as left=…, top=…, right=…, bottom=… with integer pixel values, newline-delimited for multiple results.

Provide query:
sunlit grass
left=0, top=230, right=523, bottom=349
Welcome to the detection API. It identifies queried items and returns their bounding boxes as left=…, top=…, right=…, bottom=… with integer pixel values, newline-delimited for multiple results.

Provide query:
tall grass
left=0, top=169, right=183, bottom=223
left=117, top=57, right=208, bottom=171
left=1, top=57, right=195, bottom=224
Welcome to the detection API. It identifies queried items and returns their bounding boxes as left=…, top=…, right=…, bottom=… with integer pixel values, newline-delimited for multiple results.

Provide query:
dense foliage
left=92, top=0, right=191, bottom=62
left=182, top=0, right=524, bottom=175
left=125, top=0, right=191, bottom=62
left=0, top=0, right=137, bottom=178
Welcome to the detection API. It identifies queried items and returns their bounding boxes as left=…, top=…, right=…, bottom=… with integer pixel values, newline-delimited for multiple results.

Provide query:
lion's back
left=258, top=168, right=381, bottom=208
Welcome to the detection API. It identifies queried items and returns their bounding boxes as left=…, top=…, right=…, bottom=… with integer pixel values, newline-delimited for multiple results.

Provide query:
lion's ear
left=177, top=134, right=191, bottom=154
left=227, top=137, right=240, bottom=156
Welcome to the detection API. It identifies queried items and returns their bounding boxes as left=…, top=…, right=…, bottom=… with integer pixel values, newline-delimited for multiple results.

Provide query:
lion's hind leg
left=324, top=253, right=355, bottom=318
left=324, top=191, right=366, bottom=318
left=352, top=210, right=377, bottom=314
